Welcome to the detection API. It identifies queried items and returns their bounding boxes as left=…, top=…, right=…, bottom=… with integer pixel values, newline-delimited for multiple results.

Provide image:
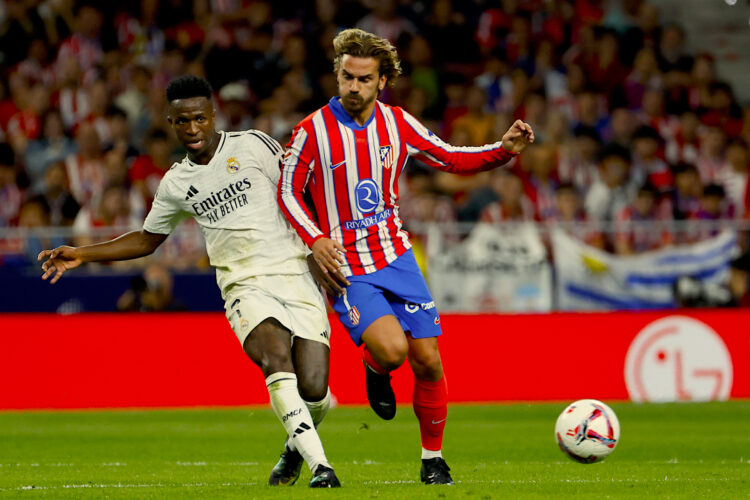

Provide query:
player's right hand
left=307, top=254, right=350, bottom=296
left=311, top=237, right=347, bottom=276
left=37, top=246, right=83, bottom=284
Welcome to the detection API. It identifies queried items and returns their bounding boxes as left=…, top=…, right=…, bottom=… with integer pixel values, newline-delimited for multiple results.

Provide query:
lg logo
left=624, top=316, right=733, bottom=402
left=355, top=179, right=380, bottom=213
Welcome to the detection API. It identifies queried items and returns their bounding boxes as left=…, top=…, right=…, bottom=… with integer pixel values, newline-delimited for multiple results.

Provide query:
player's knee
left=297, top=371, right=328, bottom=402
left=243, top=320, right=294, bottom=375
left=377, top=344, right=408, bottom=371
left=410, top=349, right=443, bottom=380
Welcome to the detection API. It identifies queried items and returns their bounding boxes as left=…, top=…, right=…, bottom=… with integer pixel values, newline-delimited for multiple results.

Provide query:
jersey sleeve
left=245, top=130, right=284, bottom=184
left=277, top=124, right=325, bottom=247
left=398, top=109, right=517, bottom=174
left=142, top=173, right=187, bottom=235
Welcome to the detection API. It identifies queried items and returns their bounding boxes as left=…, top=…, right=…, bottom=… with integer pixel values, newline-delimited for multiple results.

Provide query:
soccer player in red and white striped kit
left=279, top=28, right=534, bottom=484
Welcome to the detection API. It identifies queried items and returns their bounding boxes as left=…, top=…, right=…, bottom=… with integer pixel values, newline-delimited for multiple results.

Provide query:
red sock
left=363, top=346, right=389, bottom=375
left=413, top=375, right=448, bottom=451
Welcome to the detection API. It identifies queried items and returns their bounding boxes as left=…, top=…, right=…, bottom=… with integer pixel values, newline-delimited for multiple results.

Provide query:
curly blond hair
left=332, top=28, right=402, bottom=87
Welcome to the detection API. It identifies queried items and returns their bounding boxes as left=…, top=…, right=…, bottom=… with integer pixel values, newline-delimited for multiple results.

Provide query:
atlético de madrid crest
left=379, top=145, right=393, bottom=170
left=226, top=157, right=240, bottom=173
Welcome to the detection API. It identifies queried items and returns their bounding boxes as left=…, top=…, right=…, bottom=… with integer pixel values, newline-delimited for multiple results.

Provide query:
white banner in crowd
left=428, top=223, right=552, bottom=312
left=553, top=229, right=738, bottom=311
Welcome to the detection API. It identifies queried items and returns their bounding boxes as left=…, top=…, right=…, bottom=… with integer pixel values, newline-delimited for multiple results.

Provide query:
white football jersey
left=143, top=130, right=309, bottom=295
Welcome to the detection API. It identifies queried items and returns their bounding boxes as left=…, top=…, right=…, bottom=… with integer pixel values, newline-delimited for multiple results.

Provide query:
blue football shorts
left=332, top=249, right=443, bottom=346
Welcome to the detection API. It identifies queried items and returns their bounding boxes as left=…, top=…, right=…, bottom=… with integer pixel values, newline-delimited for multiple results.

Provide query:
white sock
left=266, top=372, right=330, bottom=472
left=288, top=388, right=331, bottom=453
left=422, top=447, right=443, bottom=460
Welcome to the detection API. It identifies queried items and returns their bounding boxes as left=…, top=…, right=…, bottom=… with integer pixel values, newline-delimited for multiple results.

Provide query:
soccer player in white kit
left=37, top=76, right=342, bottom=488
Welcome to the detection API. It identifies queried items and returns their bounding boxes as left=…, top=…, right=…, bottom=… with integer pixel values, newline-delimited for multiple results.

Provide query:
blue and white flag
left=553, top=229, right=738, bottom=311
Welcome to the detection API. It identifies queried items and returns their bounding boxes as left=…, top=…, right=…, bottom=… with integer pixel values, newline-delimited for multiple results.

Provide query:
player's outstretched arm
left=501, top=120, right=535, bottom=154
left=37, top=230, right=168, bottom=284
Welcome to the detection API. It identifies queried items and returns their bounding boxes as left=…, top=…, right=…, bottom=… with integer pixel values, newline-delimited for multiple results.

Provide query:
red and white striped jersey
left=278, top=97, right=517, bottom=276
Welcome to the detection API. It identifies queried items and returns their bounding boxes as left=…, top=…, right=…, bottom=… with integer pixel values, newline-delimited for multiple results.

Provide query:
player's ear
left=378, top=75, right=387, bottom=92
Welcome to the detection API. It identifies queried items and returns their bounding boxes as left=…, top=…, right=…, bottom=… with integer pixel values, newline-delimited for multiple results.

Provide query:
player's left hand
left=501, top=120, right=535, bottom=154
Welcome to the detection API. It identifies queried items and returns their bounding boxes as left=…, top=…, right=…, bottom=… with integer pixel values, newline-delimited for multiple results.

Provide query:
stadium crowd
left=1, top=0, right=749, bottom=269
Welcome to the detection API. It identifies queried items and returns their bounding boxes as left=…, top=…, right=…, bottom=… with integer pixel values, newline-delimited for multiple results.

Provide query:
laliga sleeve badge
left=226, top=157, right=240, bottom=173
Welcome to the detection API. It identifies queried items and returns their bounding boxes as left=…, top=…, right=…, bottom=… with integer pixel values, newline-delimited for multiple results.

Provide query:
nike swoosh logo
left=431, top=418, right=446, bottom=425
left=330, top=160, right=346, bottom=170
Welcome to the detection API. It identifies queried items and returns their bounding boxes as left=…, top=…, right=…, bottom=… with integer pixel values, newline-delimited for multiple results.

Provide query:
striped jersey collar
left=328, top=97, right=377, bottom=131
left=185, top=130, right=226, bottom=166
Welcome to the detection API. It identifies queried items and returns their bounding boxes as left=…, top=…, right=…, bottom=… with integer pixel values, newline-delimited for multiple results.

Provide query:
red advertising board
left=1, top=311, right=748, bottom=409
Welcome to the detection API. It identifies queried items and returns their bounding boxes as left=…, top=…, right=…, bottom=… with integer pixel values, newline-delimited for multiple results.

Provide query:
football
left=554, top=399, right=620, bottom=463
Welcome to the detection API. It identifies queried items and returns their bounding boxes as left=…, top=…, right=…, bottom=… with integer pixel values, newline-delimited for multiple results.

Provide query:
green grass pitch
left=1, top=402, right=748, bottom=498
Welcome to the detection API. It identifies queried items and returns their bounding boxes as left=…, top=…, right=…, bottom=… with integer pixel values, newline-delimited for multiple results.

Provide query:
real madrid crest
left=226, top=157, right=240, bottom=173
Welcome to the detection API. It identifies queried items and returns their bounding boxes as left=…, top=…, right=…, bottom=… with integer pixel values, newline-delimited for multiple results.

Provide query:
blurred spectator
left=665, top=162, right=702, bottom=221
left=72, top=183, right=136, bottom=246
left=452, top=86, right=495, bottom=146
left=355, top=0, right=415, bottom=44
left=54, top=1, right=104, bottom=80
left=665, top=110, right=700, bottom=165
left=631, top=125, right=671, bottom=192
left=674, top=252, right=749, bottom=308
left=695, top=126, right=725, bottom=184
left=585, top=143, right=636, bottom=221
left=656, top=24, right=693, bottom=75
left=40, top=161, right=80, bottom=227
left=24, top=109, right=76, bottom=193
left=17, top=195, right=64, bottom=264
left=102, top=104, right=139, bottom=162
left=614, top=183, right=673, bottom=255
left=716, top=138, right=749, bottom=218
left=216, top=81, right=253, bottom=132
left=688, top=54, right=716, bottom=111
left=129, top=128, right=172, bottom=216
left=558, top=125, right=601, bottom=193
left=0, top=143, right=22, bottom=226
left=624, top=47, right=661, bottom=111
left=523, top=143, right=558, bottom=221
left=700, top=81, right=743, bottom=138
left=114, top=64, right=152, bottom=134
left=728, top=253, right=750, bottom=307
left=548, top=182, right=605, bottom=249
left=65, top=121, right=106, bottom=206
left=478, top=169, right=536, bottom=223
left=117, top=263, right=186, bottom=312
left=606, top=107, right=636, bottom=148
left=689, top=184, right=735, bottom=241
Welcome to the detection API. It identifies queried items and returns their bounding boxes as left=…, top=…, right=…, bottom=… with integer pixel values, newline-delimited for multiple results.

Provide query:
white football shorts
left=223, top=272, right=330, bottom=348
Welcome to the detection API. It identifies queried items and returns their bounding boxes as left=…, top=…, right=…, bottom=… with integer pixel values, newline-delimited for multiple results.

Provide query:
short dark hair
left=166, top=75, right=213, bottom=103
left=597, top=142, right=631, bottom=164
left=671, top=162, right=698, bottom=176
left=637, top=182, right=659, bottom=198
left=632, top=125, right=662, bottom=143
left=703, top=183, right=725, bottom=198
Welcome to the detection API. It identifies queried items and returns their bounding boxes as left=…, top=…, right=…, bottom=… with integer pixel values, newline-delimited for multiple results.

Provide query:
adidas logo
left=184, top=185, right=199, bottom=200
left=293, top=422, right=311, bottom=437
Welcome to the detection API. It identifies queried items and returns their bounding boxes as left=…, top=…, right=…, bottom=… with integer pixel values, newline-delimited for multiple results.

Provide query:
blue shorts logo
left=354, top=179, right=380, bottom=213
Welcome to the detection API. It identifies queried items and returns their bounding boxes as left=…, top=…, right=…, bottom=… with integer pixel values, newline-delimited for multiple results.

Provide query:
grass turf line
left=0, top=402, right=748, bottom=498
